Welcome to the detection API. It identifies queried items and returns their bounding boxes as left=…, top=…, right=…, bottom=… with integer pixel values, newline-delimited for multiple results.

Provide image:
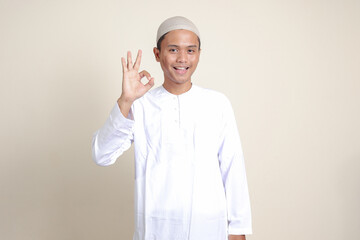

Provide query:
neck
left=163, top=80, right=192, bottom=95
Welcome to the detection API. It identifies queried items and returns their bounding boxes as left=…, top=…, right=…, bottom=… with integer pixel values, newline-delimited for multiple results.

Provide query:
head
left=153, top=16, right=201, bottom=88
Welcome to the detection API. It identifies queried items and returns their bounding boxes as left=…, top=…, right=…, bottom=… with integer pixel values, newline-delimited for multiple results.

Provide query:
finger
left=127, top=51, right=133, bottom=70
left=133, top=50, right=142, bottom=70
left=144, top=77, right=155, bottom=91
left=121, top=57, right=127, bottom=73
left=139, top=70, right=151, bottom=80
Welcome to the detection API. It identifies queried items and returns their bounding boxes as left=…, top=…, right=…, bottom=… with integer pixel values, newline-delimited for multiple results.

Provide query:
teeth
left=175, top=67, right=187, bottom=70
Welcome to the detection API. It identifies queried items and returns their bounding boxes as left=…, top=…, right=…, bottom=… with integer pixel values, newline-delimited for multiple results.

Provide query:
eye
left=169, top=49, right=178, bottom=53
left=188, top=49, right=196, bottom=53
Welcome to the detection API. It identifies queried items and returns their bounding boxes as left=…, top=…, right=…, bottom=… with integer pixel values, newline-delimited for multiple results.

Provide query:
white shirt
left=92, top=85, right=252, bottom=240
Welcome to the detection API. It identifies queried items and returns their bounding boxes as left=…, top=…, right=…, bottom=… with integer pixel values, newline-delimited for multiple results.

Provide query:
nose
left=176, top=50, right=187, bottom=63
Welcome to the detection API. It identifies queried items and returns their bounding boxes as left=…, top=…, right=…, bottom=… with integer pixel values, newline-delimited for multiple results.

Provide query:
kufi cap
left=156, top=16, right=200, bottom=44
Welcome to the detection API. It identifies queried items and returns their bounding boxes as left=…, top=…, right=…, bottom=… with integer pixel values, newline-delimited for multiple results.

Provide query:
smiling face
left=153, top=29, right=200, bottom=91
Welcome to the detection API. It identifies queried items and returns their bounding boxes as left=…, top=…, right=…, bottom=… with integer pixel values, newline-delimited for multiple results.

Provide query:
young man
left=92, top=16, right=252, bottom=240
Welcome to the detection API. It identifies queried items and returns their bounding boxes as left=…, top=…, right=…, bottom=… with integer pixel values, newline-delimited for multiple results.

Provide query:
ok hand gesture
left=118, top=50, right=154, bottom=117
left=120, top=50, right=155, bottom=102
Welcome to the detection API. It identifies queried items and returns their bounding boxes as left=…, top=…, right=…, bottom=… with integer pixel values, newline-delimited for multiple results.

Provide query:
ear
left=153, top=47, right=160, bottom=62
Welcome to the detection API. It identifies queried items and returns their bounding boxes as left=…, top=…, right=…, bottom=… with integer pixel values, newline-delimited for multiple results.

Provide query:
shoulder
left=131, top=86, right=166, bottom=116
left=140, top=85, right=164, bottom=99
left=192, top=85, right=236, bottom=122
left=133, top=86, right=163, bottom=105
left=192, top=85, right=232, bottom=107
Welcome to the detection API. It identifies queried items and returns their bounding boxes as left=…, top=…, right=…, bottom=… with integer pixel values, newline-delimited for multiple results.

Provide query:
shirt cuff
left=228, top=220, right=252, bottom=235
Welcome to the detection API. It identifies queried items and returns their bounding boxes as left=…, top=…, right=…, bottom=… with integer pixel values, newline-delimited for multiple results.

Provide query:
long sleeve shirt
left=92, top=85, right=252, bottom=240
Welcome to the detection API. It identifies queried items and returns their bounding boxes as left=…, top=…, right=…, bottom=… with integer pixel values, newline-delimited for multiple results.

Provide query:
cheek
left=160, top=60, right=168, bottom=69
left=160, top=60, right=172, bottom=73
left=162, top=58, right=173, bottom=68
left=190, top=56, right=200, bottom=66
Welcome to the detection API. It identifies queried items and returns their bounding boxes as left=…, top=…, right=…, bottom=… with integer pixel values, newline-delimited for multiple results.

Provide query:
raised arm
left=92, top=50, right=154, bottom=166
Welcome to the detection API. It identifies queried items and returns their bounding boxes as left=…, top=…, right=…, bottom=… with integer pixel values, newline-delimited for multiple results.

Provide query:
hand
left=228, top=235, right=246, bottom=240
left=120, top=50, right=154, bottom=103
left=117, top=50, right=154, bottom=117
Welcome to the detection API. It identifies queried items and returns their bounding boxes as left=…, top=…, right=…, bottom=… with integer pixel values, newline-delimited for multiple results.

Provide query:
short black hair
left=156, top=32, right=201, bottom=51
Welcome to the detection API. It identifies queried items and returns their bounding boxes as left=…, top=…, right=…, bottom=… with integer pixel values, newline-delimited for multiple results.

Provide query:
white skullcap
left=156, top=16, right=200, bottom=44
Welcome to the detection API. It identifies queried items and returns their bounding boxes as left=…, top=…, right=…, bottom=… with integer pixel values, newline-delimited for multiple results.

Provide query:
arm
left=218, top=97, right=252, bottom=236
left=91, top=50, right=154, bottom=166
left=91, top=103, right=135, bottom=166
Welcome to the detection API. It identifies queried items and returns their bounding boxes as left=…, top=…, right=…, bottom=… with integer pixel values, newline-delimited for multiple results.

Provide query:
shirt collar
left=159, top=83, right=197, bottom=98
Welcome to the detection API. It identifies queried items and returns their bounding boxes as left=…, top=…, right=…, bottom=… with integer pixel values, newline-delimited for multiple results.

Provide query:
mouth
left=173, top=66, right=189, bottom=74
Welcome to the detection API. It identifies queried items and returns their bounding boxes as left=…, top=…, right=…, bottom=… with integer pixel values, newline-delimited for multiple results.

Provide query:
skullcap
left=156, top=16, right=200, bottom=44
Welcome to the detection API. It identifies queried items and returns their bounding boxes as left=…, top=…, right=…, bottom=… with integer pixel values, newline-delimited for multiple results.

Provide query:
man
left=92, top=16, right=252, bottom=240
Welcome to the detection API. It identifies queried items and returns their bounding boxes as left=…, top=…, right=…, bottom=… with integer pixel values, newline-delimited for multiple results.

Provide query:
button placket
left=176, top=96, right=181, bottom=127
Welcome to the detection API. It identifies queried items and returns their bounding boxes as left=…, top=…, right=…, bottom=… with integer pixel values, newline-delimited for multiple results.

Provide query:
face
left=153, top=29, right=200, bottom=87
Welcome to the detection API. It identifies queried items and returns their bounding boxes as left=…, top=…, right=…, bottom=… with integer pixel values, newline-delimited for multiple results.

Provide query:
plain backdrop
left=1, top=0, right=359, bottom=239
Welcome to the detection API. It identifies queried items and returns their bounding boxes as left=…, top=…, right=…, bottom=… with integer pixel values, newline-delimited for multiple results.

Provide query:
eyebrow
left=167, top=44, right=198, bottom=48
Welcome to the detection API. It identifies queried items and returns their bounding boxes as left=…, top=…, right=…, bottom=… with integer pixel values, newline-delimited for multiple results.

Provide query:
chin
left=171, top=78, right=191, bottom=85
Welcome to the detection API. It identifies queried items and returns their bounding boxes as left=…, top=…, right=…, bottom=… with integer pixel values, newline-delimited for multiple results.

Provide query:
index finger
left=133, top=50, right=142, bottom=70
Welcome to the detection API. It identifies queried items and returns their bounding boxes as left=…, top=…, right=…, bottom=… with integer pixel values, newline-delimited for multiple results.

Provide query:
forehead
left=162, top=29, right=199, bottom=47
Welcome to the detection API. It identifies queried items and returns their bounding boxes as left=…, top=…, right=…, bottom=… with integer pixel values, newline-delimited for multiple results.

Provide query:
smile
left=173, top=66, right=189, bottom=75
left=173, top=67, right=189, bottom=70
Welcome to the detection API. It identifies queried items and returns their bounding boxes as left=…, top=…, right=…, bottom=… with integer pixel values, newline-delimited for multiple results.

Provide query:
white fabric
left=92, top=85, right=252, bottom=240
